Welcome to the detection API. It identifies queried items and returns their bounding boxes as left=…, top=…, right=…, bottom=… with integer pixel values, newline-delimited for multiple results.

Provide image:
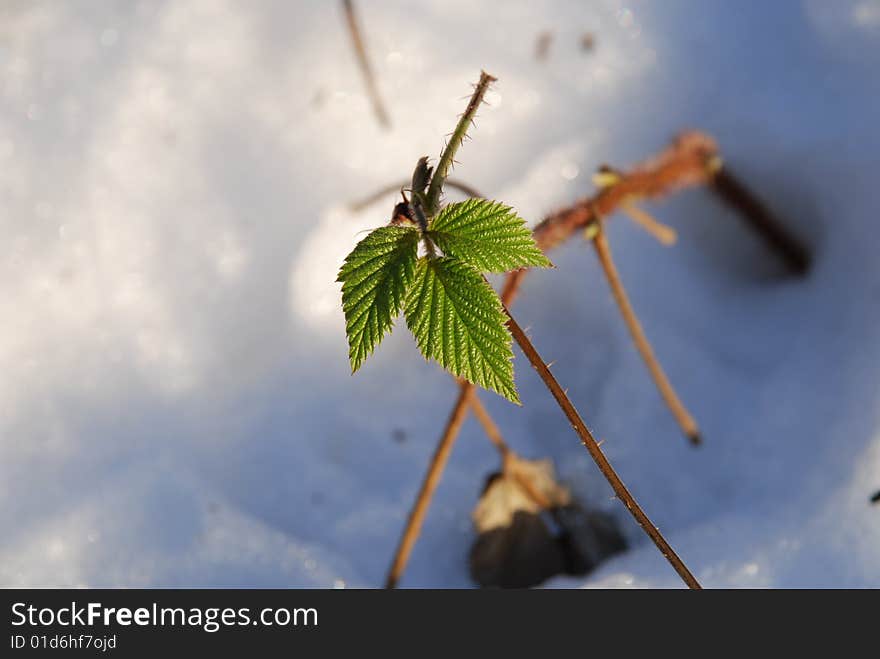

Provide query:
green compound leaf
left=337, top=226, right=420, bottom=373
left=405, top=256, right=519, bottom=404
left=427, top=199, right=552, bottom=273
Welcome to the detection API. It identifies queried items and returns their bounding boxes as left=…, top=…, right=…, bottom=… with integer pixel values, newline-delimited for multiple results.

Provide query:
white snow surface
left=1, top=0, right=879, bottom=588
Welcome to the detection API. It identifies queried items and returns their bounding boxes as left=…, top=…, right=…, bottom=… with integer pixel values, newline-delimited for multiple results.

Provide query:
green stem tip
left=424, top=71, right=497, bottom=216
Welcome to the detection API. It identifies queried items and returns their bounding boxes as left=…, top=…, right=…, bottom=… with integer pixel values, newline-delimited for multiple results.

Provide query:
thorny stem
left=385, top=132, right=719, bottom=587
left=385, top=385, right=475, bottom=589
left=503, top=304, right=702, bottom=589
left=385, top=71, right=500, bottom=588
left=385, top=132, right=812, bottom=587
left=341, top=0, right=391, bottom=129
left=424, top=71, right=497, bottom=216
left=590, top=223, right=702, bottom=446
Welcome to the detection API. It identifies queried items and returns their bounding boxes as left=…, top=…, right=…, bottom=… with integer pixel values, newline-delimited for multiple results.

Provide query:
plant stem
left=471, top=395, right=556, bottom=509
left=622, top=201, right=677, bottom=246
left=424, top=71, right=496, bottom=215
left=385, top=385, right=475, bottom=589
left=384, top=133, right=718, bottom=587
left=710, top=166, right=809, bottom=275
left=590, top=224, right=702, bottom=446
left=502, top=304, right=702, bottom=589
left=386, top=386, right=541, bottom=588
left=341, top=0, right=391, bottom=129
left=469, top=393, right=510, bottom=460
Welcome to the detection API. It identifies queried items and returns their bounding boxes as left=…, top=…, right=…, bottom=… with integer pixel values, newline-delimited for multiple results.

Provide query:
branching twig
left=590, top=222, right=701, bottom=445
left=508, top=132, right=720, bottom=298
left=342, top=0, right=391, bottom=129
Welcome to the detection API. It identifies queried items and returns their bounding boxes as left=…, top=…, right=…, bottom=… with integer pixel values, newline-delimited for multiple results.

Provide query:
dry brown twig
left=710, top=167, right=810, bottom=274
left=470, top=395, right=556, bottom=509
left=385, top=386, right=552, bottom=588
left=385, top=385, right=474, bottom=589
left=341, top=0, right=391, bottom=129
left=589, top=220, right=701, bottom=445
left=621, top=201, right=678, bottom=245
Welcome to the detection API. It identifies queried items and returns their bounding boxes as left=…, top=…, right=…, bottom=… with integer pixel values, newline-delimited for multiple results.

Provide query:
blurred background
left=1, top=0, right=879, bottom=587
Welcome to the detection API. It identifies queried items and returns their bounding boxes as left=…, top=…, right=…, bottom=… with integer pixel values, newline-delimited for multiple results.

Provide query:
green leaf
left=405, top=256, right=519, bottom=403
left=337, top=226, right=420, bottom=373
left=427, top=199, right=552, bottom=273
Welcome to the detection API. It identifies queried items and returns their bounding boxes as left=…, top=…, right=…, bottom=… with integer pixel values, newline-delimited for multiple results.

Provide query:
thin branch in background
left=590, top=222, right=701, bottom=446
left=594, top=166, right=677, bottom=245
left=526, top=132, right=720, bottom=260
left=710, top=166, right=810, bottom=275
left=469, top=393, right=510, bottom=460
left=622, top=201, right=678, bottom=246
left=580, top=32, right=596, bottom=52
left=503, top=303, right=701, bottom=588
left=349, top=180, right=485, bottom=213
left=535, top=31, right=554, bottom=61
left=385, top=385, right=475, bottom=589
left=341, top=0, right=391, bottom=130
left=470, top=395, right=557, bottom=509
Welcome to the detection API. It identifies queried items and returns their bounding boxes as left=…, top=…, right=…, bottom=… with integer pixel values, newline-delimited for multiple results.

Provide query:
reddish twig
left=385, top=385, right=475, bottom=589
left=504, top=304, right=701, bottom=588
left=502, top=131, right=720, bottom=302
left=341, top=0, right=391, bottom=129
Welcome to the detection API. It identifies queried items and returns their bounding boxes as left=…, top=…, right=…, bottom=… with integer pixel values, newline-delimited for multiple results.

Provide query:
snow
left=1, top=0, right=879, bottom=588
